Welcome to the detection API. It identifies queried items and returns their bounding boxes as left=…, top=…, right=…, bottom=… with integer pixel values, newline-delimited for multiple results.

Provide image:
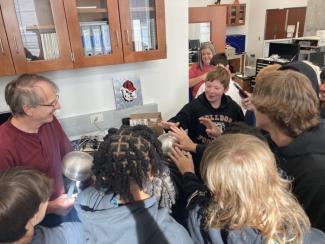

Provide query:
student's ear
left=25, top=214, right=37, bottom=229
left=224, top=86, right=229, bottom=93
left=24, top=218, right=36, bottom=243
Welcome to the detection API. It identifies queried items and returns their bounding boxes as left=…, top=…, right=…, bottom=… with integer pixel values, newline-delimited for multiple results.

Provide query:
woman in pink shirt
left=189, top=42, right=216, bottom=98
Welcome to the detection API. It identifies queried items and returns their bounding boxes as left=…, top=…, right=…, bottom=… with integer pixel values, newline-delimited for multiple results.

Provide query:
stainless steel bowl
left=158, top=133, right=178, bottom=156
left=62, top=151, right=93, bottom=182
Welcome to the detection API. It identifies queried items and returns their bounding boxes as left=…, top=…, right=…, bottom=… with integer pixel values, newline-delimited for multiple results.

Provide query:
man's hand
left=158, top=120, right=180, bottom=130
left=199, top=117, right=222, bottom=138
left=47, top=194, right=75, bottom=216
left=168, top=146, right=195, bottom=175
left=169, top=125, right=197, bottom=152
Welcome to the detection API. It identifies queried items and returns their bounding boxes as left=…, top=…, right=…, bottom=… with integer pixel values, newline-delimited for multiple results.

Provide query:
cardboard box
left=129, top=112, right=164, bottom=137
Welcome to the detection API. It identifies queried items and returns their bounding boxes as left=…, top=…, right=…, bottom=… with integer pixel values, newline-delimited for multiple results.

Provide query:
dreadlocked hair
left=92, top=125, right=166, bottom=202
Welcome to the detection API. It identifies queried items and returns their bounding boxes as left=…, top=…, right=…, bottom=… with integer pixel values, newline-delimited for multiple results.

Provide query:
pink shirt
left=0, top=116, right=72, bottom=200
left=189, top=64, right=213, bottom=98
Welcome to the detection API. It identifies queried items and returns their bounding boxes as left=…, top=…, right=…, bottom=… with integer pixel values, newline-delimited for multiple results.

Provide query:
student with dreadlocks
left=74, top=125, right=193, bottom=244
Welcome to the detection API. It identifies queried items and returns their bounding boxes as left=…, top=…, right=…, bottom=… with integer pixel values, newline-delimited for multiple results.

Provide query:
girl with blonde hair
left=169, top=133, right=325, bottom=244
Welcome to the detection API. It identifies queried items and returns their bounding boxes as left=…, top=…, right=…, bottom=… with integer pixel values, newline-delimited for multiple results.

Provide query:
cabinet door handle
left=13, top=37, right=19, bottom=53
left=115, top=30, right=119, bottom=47
left=125, top=30, right=130, bottom=45
left=0, top=37, right=4, bottom=54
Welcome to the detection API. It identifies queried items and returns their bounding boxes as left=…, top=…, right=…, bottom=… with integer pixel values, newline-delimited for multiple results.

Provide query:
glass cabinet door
left=226, top=4, right=246, bottom=26
left=0, top=9, right=15, bottom=76
left=63, top=0, right=124, bottom=67
left=129, top=0, right=157, bottom=52
left=239, top=5, right=246, bottom=25
left=1, top=0, right=73, bottom=73
left=119, top=0, right=166, bottom=62
left=229, top=5, right=237, bottom=25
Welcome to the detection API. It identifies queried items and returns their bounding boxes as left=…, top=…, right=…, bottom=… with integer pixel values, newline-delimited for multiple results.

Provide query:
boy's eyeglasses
left=38, top=95, right=59, bottom=107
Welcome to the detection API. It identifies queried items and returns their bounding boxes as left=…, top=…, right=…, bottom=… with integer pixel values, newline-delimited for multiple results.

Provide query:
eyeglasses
left=38, top=94, right=59, bottom=107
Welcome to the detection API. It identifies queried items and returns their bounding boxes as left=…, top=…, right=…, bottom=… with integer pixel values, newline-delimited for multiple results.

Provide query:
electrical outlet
left=90, top=113, right=104, bottom=124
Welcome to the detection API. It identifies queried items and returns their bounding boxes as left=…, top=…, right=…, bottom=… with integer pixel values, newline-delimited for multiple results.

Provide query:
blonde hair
left=200, top=134, right=310, bottom=244
left=255, top=64, right=281, bottom=83
left=205, top=66, right=230, bottom=89
left=252, top=70, right=319, bottom=137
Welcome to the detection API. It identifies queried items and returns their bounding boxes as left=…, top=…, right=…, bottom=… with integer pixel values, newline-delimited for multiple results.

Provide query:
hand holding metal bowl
left=62, top=151, right=93, bottom=197
left=158, top=133, right=179, bottom=156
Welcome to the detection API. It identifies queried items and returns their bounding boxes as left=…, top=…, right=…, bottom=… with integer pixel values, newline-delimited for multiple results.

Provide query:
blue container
left=226, top=35, right=246, bottom=54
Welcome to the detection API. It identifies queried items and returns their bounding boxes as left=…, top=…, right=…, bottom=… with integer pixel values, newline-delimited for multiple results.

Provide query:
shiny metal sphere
left=62, top=151, right=93, bottom=182
left=158, top=133, right=178, bottom=156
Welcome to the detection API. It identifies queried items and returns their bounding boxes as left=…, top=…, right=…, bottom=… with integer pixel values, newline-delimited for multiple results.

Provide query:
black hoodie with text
left=169, top=93, right=243, bottom=144
left=169, top=93, right=243, bottom=171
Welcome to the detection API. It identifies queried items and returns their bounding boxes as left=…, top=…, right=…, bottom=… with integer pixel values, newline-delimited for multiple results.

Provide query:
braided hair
left=92, top=125, right=175, bottom=206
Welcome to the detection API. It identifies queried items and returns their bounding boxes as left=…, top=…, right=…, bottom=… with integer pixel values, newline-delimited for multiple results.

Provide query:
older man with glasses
left=0, top=73, right=78, bottom=229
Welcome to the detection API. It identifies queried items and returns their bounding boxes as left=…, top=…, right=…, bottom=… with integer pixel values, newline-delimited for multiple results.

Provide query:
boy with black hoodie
left=162, top=66, right=244, bottom=173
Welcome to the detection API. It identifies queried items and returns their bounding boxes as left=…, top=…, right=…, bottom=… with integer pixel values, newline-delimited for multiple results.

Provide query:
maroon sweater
left=0, top=116, right=72, bottom=200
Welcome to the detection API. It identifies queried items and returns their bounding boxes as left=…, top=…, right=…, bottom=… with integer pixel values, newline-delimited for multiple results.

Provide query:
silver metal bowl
left=158, top=133, right=178, bottom=156
left=62, top=151, right=93, bottom=182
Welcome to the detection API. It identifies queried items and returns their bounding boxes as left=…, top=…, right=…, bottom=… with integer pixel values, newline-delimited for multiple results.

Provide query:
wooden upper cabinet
left=63, top=0, right=124, bottom=67
left=226, top=4, right=246, bottom=26
left=0, top=0, right=73, bottom=74
left=0, top=9, right=15, bottom=76
left=119, top=0, right=166, bottom=62
left=227, top=4, right=246, bottom=26
left=208, top=3, right=246, bottom=26
left=63, top=0, right=166, bottom=66
left=0, top=0, right=166, bottom=75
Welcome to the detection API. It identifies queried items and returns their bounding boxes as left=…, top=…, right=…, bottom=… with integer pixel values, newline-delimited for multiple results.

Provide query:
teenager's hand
left=199, top=117, right=222, bottom=138
left=169, top=125, right=197, bottom=152
left=241, top=92, right=255, bottom=111
left=158, top=120, right=180, bottom=130
left=168, top=146, right=195, bottom=175
left=47, top=194, right=75, bottom=216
